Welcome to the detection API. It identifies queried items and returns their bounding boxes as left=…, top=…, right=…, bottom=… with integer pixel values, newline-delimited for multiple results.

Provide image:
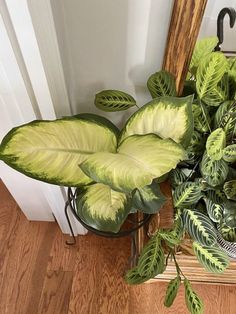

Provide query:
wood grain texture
left=0, top=180, right=235, bottom=314
left=162, top=0, right=208, bottom=93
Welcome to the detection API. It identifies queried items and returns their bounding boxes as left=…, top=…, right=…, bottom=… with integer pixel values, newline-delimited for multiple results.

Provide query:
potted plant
left=0, top=37, right=235, bottom=313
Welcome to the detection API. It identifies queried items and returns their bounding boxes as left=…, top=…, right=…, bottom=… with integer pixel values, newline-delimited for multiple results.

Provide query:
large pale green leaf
left=204, top=198, right=223, bottom=223
left=164, top=276, right=181, bottom=307
left=147, top=70, right=177, bottom=98
left=196, top=52, right=228, bottom=99
left=94, top=90, right=136, bottom=112
left=133, top=181, right=166, bottom=214
left=137, top=235, right=165, bottom=277
left=190, top=37, right=218, bottom=74
left=223, top=144, right=236, bottom=162
left=80, top=134, right=185, bottom=193
left=173, top=182, right=202, bottom=208
left=0, top=114, right=118, bottom=187
left=206, top=128, right=226, bottom=161
left=218, top=222, right=236, bottom=242
left=183, top=209, right=217, bottom=246
left=224, top=180, right=236, bottom=201
left=184, top=279, right=203, bottom=314
left=200, top=151, right=229, bottom=186
left=119, top=96, right=194, bottom=148
left=75, top=183, right=131, bottom=232
left=193, top=241, right=229, bottom=273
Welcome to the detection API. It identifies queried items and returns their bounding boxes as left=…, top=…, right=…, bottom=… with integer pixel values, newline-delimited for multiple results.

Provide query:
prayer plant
left=0, top=37, right=236, bottom=313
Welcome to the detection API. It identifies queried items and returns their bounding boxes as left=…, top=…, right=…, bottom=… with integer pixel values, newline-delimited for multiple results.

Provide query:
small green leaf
left=224, top=180, right=236, bottom=201
left=192, top=103, right=211, bottom=133
left=173, top=182, right=202, bottom=208
left=147, top=70, right=177, bottom=98
left=159, top=229, right=181, bottom=246
left=204, top=198, right=223, bottom=223
left=193, top=241, right=229, bottom=273
left=95, top=90, right=136, bottom=112
left=133, top=181, right=166, bottom=214
left=196, top=52, right=228, bottom=99
left=203, top=74, right=229, bottom=107
left=206, top=128, right=226, bottom=160
left=164, top=276, right=181, bottom=307
left=218, top=222, right=236, bottom=242
left=184, top=278, right=204, bottom=314
left=183, top=209, right=217, bottom=246
left=223, top=200, right=236, bottom=228
left=223, top=144, right=236, bottom=162
left=137, top=235, right=165, bottom=277
left=187, top=131, right=205, bottom=161
left=190, top=37, right=219, bottom=74
left=169, top=168, right=187, bottom=187
left=200, top=151, right=229, bottom=186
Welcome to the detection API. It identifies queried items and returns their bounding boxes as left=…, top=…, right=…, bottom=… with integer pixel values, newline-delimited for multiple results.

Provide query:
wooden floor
left=0, top=181, right=236, bottom=314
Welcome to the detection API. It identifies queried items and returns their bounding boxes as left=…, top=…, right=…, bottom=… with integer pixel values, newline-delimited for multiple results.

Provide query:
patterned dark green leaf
left=158, top=229, right=181, bottom=246
left=203, top=74, right=229, bottom=106
left=207, top=189, right=226, bottom=204
left=137, top=235, right=165, bottom=277
left=196, top=52, right=228, bottom=99
left=214, top=101, right=232, bottom=128
left=169, top=168, right=187, bottom=187
left=124, top=267, right=151, bottom=285
left=223, top=144, right=236, bottom=162
left=133, top=181, right=166, bottom=214
left=193, top=241, right=229, bottom=273
left=164, top=276, right=181, bottom=307
left=218, top=222, right=236, bottom=242
left=95, top=90, right=136, bottom=111
left=147, top=70, right=176, bottom=98
left=204, top=198, right=223, bottom=223
left=206, top=128, right=226, bottom=161
left=192, top=103, right=211, bottom=133
left=183, top=209, right=217, bottom=246
left=200, top=151, right=229, bottom=186
left=173, top=182, right=202, bottom=208
left=187, top=130, right=206, bottom=162
left=224, top=180, right=236, bottom=201
left=223, top=200, right=236, bottom=228
left=184, top=278, right=204, bottom=314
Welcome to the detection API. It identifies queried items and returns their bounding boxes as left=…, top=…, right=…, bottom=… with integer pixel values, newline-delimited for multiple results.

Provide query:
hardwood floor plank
left=38, top=270, right=73, bottom=314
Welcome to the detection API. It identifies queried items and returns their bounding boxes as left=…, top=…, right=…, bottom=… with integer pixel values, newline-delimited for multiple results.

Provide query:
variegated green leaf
left=223, top=144, right=236, bottom=162
left=158, top=229, right=181, bottom=246
left=192, top=103, right=211, bottom=133
left=200, top=151, right=229, bottom=186
left=184, top=278, right=204, bottom=314
left=223, top=200, right=236, bottom=228
left=193, top=241, right=229, bottom=273
left=137, top=235, right=166, bottom=277
left=218, top=222, right=236, bottom=242
left=202, top=74, right=229, bottom=107
left=164, top=276, right=181, bottom=307
left=214, top=101, right=236, bottom=144
left=80, top=134, right=185, bottom=193
left=206, top=128, right=226, bottom=160
left=95, top=90, right=136, bottom=111
left=169, top=168, right=187, bottom=187
left=196, top=52, right=228, bottom=99
left=204, top=198, right=223, bottom=223
left=147, top=70, right=177, bottom=98
left=224, top=180, right=236, bottom=201
left=173, top=182, right=202, bottom=208
left=207, top=189, right=226, bottom=204
left=190, top=37, right=218, bottom=75
left=124, top=267, right=151, bottom=285
left=183, top=209, right=217, bottom=246
left=75, top=183, right=131, bottom=232
left=133, top=181, right=166, bottom=214
left=119, top=96, right=194, bottom=148
left=0, top=114, right=118, bottom=187
left=187, top=130, right=205, bottom=161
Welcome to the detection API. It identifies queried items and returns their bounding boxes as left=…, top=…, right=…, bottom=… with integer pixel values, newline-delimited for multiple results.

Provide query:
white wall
left=51, top=0, right=174, bottom=127
left=199, top=0, right=236, bottom=51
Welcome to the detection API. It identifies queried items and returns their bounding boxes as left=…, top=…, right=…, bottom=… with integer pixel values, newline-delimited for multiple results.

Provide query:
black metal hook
left=215, top=7, right=236, bottom=51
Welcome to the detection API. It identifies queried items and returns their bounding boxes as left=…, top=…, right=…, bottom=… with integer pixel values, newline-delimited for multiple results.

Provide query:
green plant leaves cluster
left=147, top=70, right=177, bottom=98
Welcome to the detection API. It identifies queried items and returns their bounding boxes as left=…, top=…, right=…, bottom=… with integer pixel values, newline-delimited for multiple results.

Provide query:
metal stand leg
left=64, top=200, right=76, bottom=245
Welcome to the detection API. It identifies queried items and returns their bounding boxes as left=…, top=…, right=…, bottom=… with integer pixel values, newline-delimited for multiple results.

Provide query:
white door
left=0, top=0, right=86, bottom=235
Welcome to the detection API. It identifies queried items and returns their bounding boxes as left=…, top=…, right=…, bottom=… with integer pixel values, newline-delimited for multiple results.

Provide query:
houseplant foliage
left=0, top=36, right=235, bottom=313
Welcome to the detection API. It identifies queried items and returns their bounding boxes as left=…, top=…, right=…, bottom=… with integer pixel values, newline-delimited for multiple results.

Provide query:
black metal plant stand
left=64, top=188, right=152, bottom=265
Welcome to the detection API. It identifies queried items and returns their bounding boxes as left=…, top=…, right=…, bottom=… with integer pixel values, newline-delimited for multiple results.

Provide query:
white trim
left=0, top=0, right=86, bottom=235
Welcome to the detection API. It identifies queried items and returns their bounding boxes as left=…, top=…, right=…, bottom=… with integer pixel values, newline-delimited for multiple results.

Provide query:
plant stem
left=171, top=251, right=186, bottom=279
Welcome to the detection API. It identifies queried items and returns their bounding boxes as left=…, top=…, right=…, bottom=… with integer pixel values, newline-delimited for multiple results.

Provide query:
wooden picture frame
left=137, top=0, right=236, bottom=285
